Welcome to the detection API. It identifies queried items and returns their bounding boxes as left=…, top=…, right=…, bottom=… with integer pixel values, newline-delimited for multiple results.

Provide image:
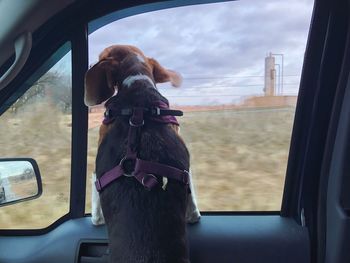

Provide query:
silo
left=264, top=53, right=276, bottom=96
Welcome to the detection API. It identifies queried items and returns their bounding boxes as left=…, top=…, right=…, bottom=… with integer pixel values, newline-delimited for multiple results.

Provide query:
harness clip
left=95, top=179, right=102, bottom=192
left=151, top=107, right=161, bottom=116
left=141, top=174, right=158, bottom=190
left=183, top=170, right=190, bottom=185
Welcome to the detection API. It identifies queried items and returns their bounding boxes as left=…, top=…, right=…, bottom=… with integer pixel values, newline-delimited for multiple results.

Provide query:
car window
left=86, top=0, right=314, bottom=211
left=0, top=45, right=72, bottom=229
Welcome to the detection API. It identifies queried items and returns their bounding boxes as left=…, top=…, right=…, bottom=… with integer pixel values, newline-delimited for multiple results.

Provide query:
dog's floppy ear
left=148, top=58, right=182, bottom=87
left=84, top=59, right=118, bottom=106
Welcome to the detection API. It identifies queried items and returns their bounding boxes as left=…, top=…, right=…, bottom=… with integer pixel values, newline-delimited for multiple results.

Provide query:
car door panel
left=0, top=215, right=309, bottom=263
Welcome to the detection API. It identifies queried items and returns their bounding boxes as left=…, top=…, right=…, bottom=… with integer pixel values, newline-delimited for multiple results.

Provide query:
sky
left=88, top=0, right=314, bottom=106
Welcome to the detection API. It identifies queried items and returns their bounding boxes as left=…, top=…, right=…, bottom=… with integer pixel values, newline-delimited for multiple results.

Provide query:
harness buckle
left=151, top=107, right=161, bottom=115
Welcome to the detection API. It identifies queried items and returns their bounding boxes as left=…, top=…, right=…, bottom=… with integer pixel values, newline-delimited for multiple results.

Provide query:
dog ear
left=84, top=59, right=118, bottom=106
left=148, top=58, right=182, bottom=87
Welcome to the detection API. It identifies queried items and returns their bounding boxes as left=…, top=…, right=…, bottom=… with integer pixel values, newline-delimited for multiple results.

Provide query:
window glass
left=0, top=48, right=72, bottom=229
left=86, top=0, right=313, bottom=211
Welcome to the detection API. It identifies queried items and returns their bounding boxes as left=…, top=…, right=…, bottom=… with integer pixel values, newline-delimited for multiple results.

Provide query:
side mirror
left=0, top=158, right=42, bottom=207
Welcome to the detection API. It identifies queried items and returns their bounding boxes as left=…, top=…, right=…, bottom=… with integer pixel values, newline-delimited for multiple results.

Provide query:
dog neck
left=122, top=74, right=156, bottom=89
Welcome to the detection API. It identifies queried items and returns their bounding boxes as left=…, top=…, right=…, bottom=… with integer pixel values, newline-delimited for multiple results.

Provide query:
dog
left=85, top=45, right=200, bottom=262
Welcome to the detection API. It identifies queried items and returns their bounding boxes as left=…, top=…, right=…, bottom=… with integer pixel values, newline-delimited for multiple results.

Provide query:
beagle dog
left=85, top=45, right=200, bottom=262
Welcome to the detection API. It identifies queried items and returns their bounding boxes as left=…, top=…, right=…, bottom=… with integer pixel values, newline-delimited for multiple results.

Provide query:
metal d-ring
left=129, top=118, right=144, bottom=127
left=119, top=157, right=135, bottom=177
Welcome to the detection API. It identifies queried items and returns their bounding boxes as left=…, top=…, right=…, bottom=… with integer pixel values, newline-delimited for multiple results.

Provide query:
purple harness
left=95, top=101, right=189, bottom=192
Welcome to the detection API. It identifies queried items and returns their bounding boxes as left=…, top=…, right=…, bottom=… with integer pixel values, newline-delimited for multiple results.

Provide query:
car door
left=0, top=0, right=347, bottom=262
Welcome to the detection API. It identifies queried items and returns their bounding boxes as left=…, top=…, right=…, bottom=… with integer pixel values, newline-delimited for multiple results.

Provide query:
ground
left=0, top=102, right=294, bottom=229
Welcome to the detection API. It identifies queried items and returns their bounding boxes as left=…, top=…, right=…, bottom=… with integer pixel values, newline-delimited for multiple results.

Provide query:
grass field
left=86, top=107, right=294, bottom=211
left=0, top=102, right=295, bottom=229
left=0, top=102, right=71, bottom=229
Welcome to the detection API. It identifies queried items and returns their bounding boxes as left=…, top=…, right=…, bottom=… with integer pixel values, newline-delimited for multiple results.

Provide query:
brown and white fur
left=85, top=45, right=200, bottom=262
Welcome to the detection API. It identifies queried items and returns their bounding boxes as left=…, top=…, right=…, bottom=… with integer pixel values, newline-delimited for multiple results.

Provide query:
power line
left=182, top=74, right=300, bottom=80
left=167, top=94, right=255, bottom=97
left=176, top=83, right=300, bottom=89
left=188, top=84, right=266, bottom=88
left=167, top=93, right=298, bottom=98
left=184, top=76, right=264, bottom=80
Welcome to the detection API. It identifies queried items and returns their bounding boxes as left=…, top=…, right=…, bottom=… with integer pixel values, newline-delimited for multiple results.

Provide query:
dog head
left=84, top=44, right=182, bottom=106
left=85, top=45, right=183, bottom=147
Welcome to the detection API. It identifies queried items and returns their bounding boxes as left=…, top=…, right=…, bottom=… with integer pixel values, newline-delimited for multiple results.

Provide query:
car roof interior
left=0, top=0, right=75, bottom=69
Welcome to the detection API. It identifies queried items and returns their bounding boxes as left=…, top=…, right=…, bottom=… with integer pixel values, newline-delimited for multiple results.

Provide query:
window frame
left=0, top=23, right=89, bottom=235
left=0, top=0, right=316, bottom=235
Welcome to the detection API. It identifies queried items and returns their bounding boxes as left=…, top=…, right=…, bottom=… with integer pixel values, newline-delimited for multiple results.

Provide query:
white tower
left=264, top=53, right=276, bottom=96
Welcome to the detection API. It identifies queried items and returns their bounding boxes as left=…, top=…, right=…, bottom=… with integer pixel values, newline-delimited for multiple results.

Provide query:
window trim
left=0, top=43, right=74, bottom=234
left=69, top=22, right=89, bottom=219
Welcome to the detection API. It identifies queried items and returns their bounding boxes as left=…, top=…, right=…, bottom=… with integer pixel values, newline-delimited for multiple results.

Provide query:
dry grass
left=180, top=108, right=293, bottom=211
left=0, top=102, right=294, bottom=229
left=86, top=107, right=294, bottom=212
left=0, top=101, right=71, bottom=229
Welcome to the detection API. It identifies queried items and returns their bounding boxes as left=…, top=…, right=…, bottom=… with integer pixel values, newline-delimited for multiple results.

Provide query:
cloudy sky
left=88, top=0, right=314, bottom=105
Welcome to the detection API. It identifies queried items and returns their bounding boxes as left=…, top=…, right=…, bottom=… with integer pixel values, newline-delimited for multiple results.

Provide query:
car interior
left=0, top=0, right=350, bottom=262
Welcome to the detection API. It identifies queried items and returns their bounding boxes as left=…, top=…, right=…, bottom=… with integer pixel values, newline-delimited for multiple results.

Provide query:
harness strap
left=126, top=108, right=144, bottom=159
left=95, top=165, right=124, bottom=192
left=104, top=107, right=183, bottom=118
left=95, top=158, right=189, bottom=192
left=95, top=105, right=189, bottom=192
left=103, top=101, right=182, bottom=126
left=134, top=159, right=189, bottom=185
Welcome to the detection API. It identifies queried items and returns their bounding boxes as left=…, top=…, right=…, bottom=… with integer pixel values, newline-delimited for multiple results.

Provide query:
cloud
left=89, top=0, right=314, bottom=105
